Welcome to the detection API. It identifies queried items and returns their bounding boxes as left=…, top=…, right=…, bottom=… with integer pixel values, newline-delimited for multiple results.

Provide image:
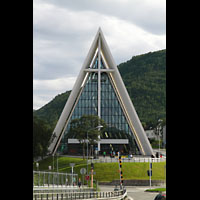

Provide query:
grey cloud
left=33, top=0, right=166, bottom=109
left=41, top=0, right=166, bottom=35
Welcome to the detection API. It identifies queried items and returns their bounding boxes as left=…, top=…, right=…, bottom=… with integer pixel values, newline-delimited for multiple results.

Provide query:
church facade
left=48, top=28, right=154, bottom=156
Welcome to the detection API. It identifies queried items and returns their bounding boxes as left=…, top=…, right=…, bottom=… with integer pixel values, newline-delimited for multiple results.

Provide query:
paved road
left=153, top=149, right=166, bottom=156
left=99, top=185, right=159, bottom=200
left=125, top=186, right=159, bottom=200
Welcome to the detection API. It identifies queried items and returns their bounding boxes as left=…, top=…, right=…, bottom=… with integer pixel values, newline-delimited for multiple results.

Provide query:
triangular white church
left=48, top=28, right=154, bottom=156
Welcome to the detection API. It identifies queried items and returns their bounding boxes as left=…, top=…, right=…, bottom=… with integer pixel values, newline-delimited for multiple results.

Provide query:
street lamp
left=48, top=166, right=51, bottom=186
left=56, top=153, right=58, bottom=172
left=36, top=162, right=39, bottom=171
left=158, top=119, right=163, bottom=157
left=70, top=163, right=75, bottom=186
left=87, top=125, right=103, bottom=186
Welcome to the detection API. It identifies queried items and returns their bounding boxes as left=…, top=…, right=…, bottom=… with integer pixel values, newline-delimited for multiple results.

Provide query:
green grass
left=94, top=162, right=165, bottom=182
left=33, top=156, right=166, bottom=182
left=145, top=188, right=166, bottom=192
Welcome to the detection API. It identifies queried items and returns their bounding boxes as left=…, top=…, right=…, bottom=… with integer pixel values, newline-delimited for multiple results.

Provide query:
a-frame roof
left=48, top=28, right=154, bottom=156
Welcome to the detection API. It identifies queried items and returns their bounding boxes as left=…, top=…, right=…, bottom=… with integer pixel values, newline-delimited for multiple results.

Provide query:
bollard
left=47, top=194, right=48, bottom=200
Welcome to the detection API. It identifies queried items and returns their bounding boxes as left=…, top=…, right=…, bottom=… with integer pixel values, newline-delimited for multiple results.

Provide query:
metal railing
left=88, top=157, right=166, bottom=163
left=33, top=171, right=78, bottom=187
left=33, top=189, right=127, bottom=200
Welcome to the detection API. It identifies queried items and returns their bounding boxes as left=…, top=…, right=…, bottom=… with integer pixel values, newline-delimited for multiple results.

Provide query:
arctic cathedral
left=48, top=28, right=154, bottom=156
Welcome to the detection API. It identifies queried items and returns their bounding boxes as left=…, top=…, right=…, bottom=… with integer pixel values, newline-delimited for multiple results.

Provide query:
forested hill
left=34, top=49, right=166, bottom=130
left=118, top=49, right=166, bottom=128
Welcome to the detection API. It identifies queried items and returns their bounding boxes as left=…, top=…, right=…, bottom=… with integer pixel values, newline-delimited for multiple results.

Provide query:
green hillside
left=118, top=49, right=166, bottom=128
left=34, top=49, right=166, bottom=130
left=34, top=91, right=71, bottom=130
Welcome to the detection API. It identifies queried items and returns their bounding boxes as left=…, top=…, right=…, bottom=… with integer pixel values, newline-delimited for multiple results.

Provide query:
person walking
left=78, top=178, right=81, bottom=188
left=103, top=151, right=106, bottom=158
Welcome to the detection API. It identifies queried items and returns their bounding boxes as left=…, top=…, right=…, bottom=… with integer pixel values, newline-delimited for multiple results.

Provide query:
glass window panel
left=112, top=116, right=115, bottom=124
left=58, top=69, right=140, bottom=155
left=118, top=107, right=122, bottom=115
left=108, top=91, right=112, bottom=100
left=125, top=124, right=129, bottom=132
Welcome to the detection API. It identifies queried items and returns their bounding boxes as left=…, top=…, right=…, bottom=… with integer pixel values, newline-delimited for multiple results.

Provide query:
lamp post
left=158, top=119, right=163, bottom=157
left=36, top=162, right=39, bottom=171
left=86, top=125, right=103, bottom=186
left=56, top=153, right=58, bottom=172
left=70, top=163, right=75, bottom=186
left=48, top=166, right=51, bottom=186
left=53, top=155, right=54, bottom=171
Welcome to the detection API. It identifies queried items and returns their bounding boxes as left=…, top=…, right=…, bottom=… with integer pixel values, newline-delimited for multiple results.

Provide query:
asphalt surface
left=99, top=185, right=160, bottom=200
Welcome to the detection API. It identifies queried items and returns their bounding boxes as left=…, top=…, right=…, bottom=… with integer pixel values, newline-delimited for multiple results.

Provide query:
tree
left=68, top=115, right=107, bottom=159
left=33, top=115, right=52, bottom=160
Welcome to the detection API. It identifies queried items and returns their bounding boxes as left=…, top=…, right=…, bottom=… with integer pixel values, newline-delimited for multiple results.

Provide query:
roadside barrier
left=88, top=157, right=166, bottom=163
left=33, top=171, right=78, bottom=188
left=33, top=189, right=127, bottom=200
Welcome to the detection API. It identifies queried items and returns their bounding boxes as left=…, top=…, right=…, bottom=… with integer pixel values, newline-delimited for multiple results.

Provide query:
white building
left=145, top=130, right=158, bottom=140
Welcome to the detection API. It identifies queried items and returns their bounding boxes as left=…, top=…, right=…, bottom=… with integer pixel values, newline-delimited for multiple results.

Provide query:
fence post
left=43, top=172, right=45, bottom=186
left=38, top=172, right=40, bottom=186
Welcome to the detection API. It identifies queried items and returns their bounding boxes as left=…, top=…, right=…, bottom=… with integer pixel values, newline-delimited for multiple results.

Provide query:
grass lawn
left=94, top=162, right=165, bottom=182
left=33, top=156, right=166, bottom=182
left=145, top=188, right=166, bottom=192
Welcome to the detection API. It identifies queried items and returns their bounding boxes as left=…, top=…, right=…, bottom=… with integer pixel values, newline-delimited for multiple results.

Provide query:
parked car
left=154, top=192, right=166, bottom=200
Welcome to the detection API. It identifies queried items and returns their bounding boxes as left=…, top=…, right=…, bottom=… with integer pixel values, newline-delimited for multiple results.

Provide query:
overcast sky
left=33, top=0, right=166, bottom=110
